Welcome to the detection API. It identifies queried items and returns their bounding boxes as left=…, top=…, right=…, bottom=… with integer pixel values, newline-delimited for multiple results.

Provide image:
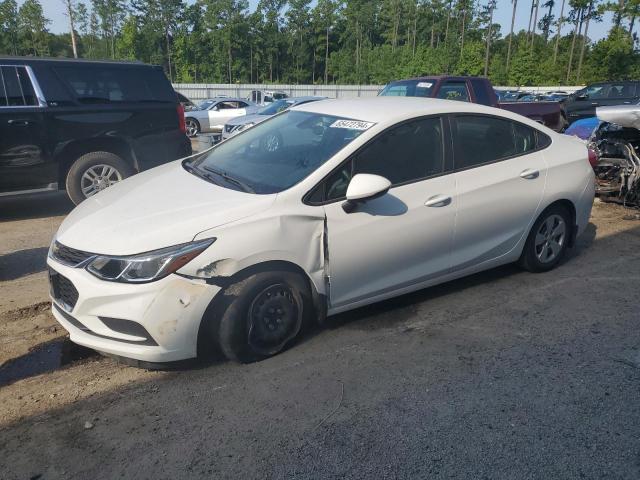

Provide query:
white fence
left=173, top=83, right=585, bottom=101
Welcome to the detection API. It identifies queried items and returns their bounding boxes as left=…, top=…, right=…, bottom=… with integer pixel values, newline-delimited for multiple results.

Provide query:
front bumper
left=47, top=258, right=221, bottom=363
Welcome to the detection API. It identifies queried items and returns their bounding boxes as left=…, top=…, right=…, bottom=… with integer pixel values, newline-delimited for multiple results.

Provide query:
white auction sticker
left=417, top=82, right=433, bottom=88
left=330, top=120, right=375, bottom=130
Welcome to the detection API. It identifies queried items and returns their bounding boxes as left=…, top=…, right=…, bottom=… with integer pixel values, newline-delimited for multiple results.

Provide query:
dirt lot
left=1, top=194, right=639, bottom=479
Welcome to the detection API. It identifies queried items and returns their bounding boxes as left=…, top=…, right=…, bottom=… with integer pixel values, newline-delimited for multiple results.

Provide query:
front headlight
left=86, top=238, right=215, bottom=283
left=235, top=122, right=255, bottom=133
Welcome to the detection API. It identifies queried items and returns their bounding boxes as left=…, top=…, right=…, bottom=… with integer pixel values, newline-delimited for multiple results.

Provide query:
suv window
left=606, top=82, right=636, bottom=99
left=584, top=84, right=606, bottom=99
left=470, top=78, right=492, bottom=106
left=452, top=115, right=537, bottom=169
left=54, top=66, right=174, bottom=104
left=318, top=117, right=444, bottom=202
left=437, top=81, right=470, bottom=102
left=0, top=66, right=38, bottom=107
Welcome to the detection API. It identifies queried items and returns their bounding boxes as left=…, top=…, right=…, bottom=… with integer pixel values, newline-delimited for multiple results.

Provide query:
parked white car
left=47, top=97, right=595, bottom=364
left=184, top=97, right=259, bottom=137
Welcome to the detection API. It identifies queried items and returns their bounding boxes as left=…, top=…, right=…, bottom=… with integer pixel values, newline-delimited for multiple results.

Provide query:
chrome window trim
left=0, top=64, right=47, bottom=108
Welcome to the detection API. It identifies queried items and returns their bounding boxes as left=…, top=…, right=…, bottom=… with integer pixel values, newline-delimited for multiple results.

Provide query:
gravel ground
left=0, top=194, right=639, bottom=480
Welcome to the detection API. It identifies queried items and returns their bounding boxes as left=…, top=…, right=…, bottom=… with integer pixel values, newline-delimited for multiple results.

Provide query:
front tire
left=185, top=118, right=200, bottom=138
left=65, top=151, right=134, bottom=205
left=519, top=204, right=572, bottom=272
left=211, top=271, right=312, bottom=363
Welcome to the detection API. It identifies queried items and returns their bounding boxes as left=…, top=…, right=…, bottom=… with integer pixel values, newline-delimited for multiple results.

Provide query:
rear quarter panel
left=541, top=134, right=595, bottom=234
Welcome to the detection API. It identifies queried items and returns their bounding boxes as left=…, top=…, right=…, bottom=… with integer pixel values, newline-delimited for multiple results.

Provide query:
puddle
left=0, top=338, right=96, bottom=387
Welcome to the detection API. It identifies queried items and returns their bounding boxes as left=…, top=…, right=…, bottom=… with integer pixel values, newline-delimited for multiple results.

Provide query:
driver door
left=208, top=101, right=248, bottom=131
left=318, top=117, right=456, bottom=311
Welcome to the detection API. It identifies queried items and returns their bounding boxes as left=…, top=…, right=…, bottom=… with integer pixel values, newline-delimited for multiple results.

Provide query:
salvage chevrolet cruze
left=47, top=97, right=595, bottom=364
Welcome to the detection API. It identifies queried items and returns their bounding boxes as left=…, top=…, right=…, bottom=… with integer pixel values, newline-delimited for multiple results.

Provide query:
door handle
left=520, top=169, right=540, bottom=179
left=424, top=194, right=452, bottom=207
left=591, top=102, right=599, bottom=106
left=7, top=119, right=33, bottom=126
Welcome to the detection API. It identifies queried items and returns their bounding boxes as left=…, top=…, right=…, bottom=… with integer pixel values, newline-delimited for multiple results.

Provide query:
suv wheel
left=66, top=151, right=134, bottom=205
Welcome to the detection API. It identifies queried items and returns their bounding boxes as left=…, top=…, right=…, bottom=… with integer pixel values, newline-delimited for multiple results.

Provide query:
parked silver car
left=222, top=96, right=326, bottom=140
left=184, top=97, right=259, bottom=137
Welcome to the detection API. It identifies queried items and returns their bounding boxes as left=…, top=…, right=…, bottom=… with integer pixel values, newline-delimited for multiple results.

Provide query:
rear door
left=449, top=114, right=548, bottom=271
left=0, top=65, right=53, bottom=193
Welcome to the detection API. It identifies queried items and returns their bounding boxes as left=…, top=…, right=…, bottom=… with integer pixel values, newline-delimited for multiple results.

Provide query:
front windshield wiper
left=203, top=166, right=255, bottom=193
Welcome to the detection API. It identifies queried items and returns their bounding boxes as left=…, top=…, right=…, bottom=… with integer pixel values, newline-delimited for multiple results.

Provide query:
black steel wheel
left=209, top=270, right=311, bottom=363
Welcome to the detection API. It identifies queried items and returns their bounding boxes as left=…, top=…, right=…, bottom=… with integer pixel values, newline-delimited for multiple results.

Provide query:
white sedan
left=47, top=97, right=595, bottom=364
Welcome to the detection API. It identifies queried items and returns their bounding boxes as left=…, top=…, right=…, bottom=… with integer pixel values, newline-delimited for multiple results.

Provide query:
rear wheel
left=211, top=271, right=311, bottom=363
left=65, top=151, right=134, bottom=205
left=519, top=204, right=572, bottom=272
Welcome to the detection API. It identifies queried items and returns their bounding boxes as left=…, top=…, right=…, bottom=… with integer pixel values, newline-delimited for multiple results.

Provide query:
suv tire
left=66, top=151, right=134, bottom=205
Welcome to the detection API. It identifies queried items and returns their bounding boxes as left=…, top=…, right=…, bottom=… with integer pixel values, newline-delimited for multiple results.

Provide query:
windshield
left=379, top=79, right=435, bottom=97
left=186, top=111, right=373, bottom=194
left=198, top=99, right=215, bottom=110
left=258, top=99, right=294, bottom=115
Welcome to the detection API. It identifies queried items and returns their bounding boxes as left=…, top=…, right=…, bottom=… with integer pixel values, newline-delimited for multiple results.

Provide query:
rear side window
left=452, top=115, right=538, bottom=169
left=54, top=66, right=175, bottom=104
left=437, top=81, right=470, bottom=102
left=0, top=66, right=38, bottom=107
left=606, top=83, right=636, bottom=99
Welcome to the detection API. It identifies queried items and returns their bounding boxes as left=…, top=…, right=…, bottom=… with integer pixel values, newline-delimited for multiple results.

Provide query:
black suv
left=565, top=80, right=640, bottom=123
left=0, top=57, right=191, bottom=204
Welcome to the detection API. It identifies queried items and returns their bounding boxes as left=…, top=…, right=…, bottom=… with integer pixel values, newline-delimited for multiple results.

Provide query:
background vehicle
left=248, top=89, right=289, bottom=105
left=222, top=96, right=326, bottom=140
left=0, top=57, right=191, bottom=204
left=47, top=97, right=594, bottom=365
left=184, top=97, right=258, bottom=137
left=380, top=76, right=568, bottom=131
left=565, top=81, right=640, bottom=123
left=176, top=91, right=196, bottom=111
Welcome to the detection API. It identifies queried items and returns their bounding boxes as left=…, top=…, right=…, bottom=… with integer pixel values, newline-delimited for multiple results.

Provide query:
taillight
left=587, top=147, right=598, bottom=169
left=177, top=103, right=186, bottom=134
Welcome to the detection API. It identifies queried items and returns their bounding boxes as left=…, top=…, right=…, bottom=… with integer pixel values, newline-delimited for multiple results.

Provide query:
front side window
left=452, top=115, right=538, bottom=169
left=437, top=81, right=470, bottom=102
left=186, top=111, right=371, bottom=194
left=317, top=117, right=445, bottom=202
left=0, top=66, right=38, bottom=107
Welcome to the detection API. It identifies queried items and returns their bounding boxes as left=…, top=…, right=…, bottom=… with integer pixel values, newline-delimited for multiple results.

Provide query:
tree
left=506, top=0, right=518, bottom=73
left=0, top=0, right=19, bottom=55
left=62, top=0, right=79, bottom=57
left=18, top=0, right=49, bottom=56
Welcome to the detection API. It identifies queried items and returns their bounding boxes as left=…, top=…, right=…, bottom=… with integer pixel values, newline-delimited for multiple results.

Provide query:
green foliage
left=0, top=0, right=638, bottom=86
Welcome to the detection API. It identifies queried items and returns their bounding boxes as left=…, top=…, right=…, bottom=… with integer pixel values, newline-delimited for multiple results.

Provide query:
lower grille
left=49, top=268, right=79, bottom=311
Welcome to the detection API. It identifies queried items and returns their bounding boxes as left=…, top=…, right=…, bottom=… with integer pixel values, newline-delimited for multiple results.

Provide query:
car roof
left=292, top=96, right=528, bottom=124
left=287, top=96, right=326, bottom=103
left=202, top=97, right=250, bottom=103
left=0, top=56, right=152, bottom=68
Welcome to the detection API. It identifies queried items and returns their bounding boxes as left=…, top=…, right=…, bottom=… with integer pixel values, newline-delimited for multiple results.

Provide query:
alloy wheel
left=80, top=164, right=123, bottom=198
left=186, top=119, right=199, bottom=137
left=534, top=214, right=566, bottom=264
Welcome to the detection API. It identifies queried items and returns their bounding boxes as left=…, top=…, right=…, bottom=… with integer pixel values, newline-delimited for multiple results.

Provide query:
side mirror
left=342, top=174, right=391, bottom=213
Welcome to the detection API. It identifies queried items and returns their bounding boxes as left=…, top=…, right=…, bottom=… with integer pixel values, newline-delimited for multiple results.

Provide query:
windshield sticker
left=417, top=82, right=433, bottom=88
left=330, top=120, right=375, bottom=130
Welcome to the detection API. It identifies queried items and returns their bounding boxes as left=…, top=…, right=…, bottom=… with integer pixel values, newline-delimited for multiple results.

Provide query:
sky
left=40, top=0, right=614, bottom=42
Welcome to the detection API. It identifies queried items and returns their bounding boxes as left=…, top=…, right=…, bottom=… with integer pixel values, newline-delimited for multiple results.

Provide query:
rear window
left=54, top=65, right=175, bottom=104
left=0, top=66, right=38, bottom=107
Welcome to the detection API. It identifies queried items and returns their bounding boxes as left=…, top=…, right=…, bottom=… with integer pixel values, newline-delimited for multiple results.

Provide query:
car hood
left=55, top=161, right=277, bottom=255
left=227, top=113, right=270, bottom=127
